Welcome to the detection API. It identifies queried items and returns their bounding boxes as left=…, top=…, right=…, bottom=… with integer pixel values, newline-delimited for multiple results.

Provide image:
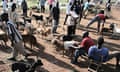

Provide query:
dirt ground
left=0, top=6, right=120, bottom=72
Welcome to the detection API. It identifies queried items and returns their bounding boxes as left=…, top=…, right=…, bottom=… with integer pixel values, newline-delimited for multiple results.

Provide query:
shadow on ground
left=25, top=42, right=79, bottom=72
left=0, top=45, right=12, bottom=54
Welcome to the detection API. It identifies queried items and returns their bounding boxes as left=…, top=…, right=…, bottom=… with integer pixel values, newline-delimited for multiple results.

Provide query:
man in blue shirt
left=88, top=36, right=120, bottom=67
left=88, top=36, right=109, bottom=62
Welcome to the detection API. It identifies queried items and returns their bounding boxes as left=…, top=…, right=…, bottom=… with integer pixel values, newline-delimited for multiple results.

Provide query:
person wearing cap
left=86, top=10, right=106, bottom=33
left=88, top=36, right=120, bottom=67
left=71, top=31, right=95, bottom=64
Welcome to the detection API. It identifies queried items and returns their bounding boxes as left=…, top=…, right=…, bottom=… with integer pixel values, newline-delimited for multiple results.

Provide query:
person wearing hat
left=71, top=31, right=95, bottom=64
left=88, top=36, right=120, bottom=67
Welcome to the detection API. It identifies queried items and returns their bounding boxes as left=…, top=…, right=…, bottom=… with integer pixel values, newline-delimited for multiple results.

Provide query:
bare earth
left=0, top=6, right=120, bottom=72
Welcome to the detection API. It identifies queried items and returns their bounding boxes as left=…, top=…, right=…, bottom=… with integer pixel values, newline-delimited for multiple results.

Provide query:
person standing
left=65, top=0, right=81, bottom=36
left=9, top=2, right=19, bottom=29
left=39, top=0, right=46, bottom=13
left=21, top=0, right=28, bottom=17
left=63, top=0, right=74, bottom=25
left=48, top=0, right=54, bottom=11
left=2, top=0, right=8, bottom=13
left=16, top=0, right=23, bottom=10
left=8, top=0, right=14, bottom=21
left=82, top=0, right=90, bottom=18
left=50, top=0, right=60, bottom=34
left=7, top=3, right=30, bottom=61
left=105, top=0, right=111, bottom=18
left=88, top=36, right=120, bottom=67
left=66, top=10, right=79, bottom=36
left=71, top=31, right=95, bottom=64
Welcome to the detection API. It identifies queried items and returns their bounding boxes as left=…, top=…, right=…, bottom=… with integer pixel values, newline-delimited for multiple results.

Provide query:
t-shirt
left=88, top=45, right=109, bottom=62
left=97, top=14, right=105, bottom=20
left=64, top=41, right=76, bottom=50
left=80, top=37, right=95, bottom=52
left=2, top=0, right=7, bottom=11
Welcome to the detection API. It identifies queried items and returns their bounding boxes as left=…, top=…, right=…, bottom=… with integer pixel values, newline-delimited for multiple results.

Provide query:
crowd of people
left=0, top=0, right=120, bottom=71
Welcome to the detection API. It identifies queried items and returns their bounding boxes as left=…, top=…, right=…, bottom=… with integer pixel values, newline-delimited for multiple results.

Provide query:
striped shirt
left=7, top=21, right=22, bottom=43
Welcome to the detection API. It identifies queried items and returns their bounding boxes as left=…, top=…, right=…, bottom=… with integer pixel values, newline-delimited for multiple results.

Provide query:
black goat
left=11, top=58, right=43, bottom=72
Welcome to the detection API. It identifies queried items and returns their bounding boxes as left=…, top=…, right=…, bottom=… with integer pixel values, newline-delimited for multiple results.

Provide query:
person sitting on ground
left=88, top=36, right=120, bottom=67
left=86, top=10, right=106, bottom=33
left=71, top=31, right=95, bottom=64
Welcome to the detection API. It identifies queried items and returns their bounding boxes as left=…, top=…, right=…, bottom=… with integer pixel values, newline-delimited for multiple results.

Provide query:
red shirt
left=97, top=14, right=105, bottom=20
left=80, top=37, right=95, bottom=52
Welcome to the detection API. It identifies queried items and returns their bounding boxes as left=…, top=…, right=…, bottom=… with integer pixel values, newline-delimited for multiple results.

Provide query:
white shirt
left=66, top=11, right=79, bottom=26
left=64, top=41, right=76, bottom=50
